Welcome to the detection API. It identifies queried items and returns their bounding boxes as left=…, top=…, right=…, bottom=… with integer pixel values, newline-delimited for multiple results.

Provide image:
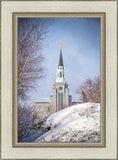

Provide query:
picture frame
left=1, top=0, right=117, bottom=159
left=13, top=12, right=105, bottom=148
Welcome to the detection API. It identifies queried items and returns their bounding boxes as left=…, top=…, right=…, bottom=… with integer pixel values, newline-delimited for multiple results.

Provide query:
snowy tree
left=76, top=76, right=100, bottom=103
left=81, top=91, right=89, bottom=102
left=18, top=18, right=53, bottom=100
left=18, top=101, right=32, bottom=141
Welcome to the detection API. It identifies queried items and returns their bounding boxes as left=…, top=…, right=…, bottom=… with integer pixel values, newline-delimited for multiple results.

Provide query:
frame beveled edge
left=0, top=1, right=1, bottom=160
left=12, top=12, right=106, bottom=148
left=0, top=0, right=117, bottom=1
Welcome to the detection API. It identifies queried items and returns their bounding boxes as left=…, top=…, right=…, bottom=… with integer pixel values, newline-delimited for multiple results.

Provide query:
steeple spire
left=56, top=44, right=65, bottom=82
left=58, top=44, right=64, bottom=67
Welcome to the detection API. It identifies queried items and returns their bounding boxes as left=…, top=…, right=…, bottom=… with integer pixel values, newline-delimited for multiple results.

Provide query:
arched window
left=60, top=72, right=62, bottom=77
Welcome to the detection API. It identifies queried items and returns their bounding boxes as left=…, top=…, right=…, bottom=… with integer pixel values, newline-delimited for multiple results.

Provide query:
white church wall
left=32, top=103, right=50, bottom=123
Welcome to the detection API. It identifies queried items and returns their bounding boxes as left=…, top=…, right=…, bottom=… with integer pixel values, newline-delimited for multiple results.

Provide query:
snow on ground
left=35, top=103, right=100, bottom=143
left=21, top=130, right=45, bottom=142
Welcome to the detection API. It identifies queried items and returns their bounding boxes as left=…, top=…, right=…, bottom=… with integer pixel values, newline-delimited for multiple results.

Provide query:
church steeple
left=56, top=44, right=65, bottom=83
left=51, top=43, right=72, bottom=112
left=58, top=44, right=64, bottom=67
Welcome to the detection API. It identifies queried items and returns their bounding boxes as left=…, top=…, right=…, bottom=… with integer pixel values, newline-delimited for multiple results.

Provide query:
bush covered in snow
left=18, top=100, right=48, bottom=142
left=35, top=103, right=100, bottom=143
left=18, top=100, right=33, bottom=142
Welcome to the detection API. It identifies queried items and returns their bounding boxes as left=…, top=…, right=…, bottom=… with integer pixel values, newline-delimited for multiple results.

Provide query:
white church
left=32, top=44, right=73, bottom=122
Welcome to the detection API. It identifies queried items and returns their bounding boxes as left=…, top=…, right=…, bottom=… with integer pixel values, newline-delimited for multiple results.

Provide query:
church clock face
left=59, top=86, right=63, bottom=90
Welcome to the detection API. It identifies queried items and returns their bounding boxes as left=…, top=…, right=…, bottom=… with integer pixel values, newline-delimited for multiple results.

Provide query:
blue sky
left=29, top=18, right=100, bottom=102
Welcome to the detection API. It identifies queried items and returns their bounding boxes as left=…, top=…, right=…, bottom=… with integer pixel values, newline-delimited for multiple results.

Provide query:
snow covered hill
left=35, top=103, right=100, bottom=143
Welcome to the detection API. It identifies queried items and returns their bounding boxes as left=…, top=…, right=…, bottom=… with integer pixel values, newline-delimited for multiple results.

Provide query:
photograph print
left=18, top=17, right=101, bottom=143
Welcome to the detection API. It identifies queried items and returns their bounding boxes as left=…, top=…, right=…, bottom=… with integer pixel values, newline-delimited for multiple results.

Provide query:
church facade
left=32, top=44, right=72, bottom=122
left=50, top=44, right=72, bottom=112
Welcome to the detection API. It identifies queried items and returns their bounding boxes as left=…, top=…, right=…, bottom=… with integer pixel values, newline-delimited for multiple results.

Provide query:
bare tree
left=18, top=101, right=32, bottom=141
left=18, top=18, right=53, bottom=100
left=81, top=91, right=89, bottom=102
left=76, top=76, right=100, bottom=103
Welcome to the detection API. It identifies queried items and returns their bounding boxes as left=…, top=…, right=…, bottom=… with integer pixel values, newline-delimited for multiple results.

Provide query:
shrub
left=18, top=100, right=32, bottom=142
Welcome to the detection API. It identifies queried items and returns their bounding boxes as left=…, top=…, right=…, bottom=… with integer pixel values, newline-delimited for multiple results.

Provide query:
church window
left=58, top=93, right=60, bottom=106
left=61, top=93, right=63, bottom=107
left=58, top=93, right=63, bottom=108
left=60, top=72, right=62, bottom=77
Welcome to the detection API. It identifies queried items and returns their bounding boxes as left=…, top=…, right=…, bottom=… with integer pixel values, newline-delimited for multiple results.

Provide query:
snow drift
left=35, top=103, right=100, bottom=143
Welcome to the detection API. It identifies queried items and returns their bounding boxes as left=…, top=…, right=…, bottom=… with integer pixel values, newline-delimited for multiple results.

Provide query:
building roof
left=58, top=51, right=64, bottom=67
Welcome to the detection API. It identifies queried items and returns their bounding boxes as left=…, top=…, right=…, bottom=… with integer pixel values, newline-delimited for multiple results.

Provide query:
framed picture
left=13, top=12, right=105, bottom=148
left=1, top=0, right=117, bottom=160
